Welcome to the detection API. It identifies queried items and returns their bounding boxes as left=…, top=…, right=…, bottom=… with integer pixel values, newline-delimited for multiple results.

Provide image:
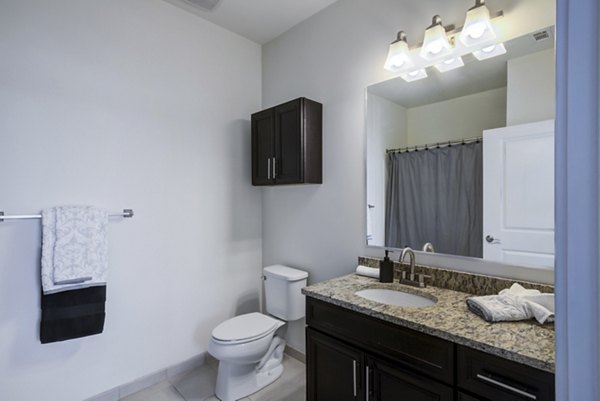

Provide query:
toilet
left=208, top=265, right=308, bottom=401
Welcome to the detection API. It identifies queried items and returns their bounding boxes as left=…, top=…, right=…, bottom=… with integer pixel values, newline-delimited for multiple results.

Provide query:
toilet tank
left=263, top=265, right=309, bottom=321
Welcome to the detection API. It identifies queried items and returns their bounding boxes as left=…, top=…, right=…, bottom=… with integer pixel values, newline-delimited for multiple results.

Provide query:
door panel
left=369, top=357, right=454, bottom=401
left=483, top=120, right=554, bottom=269
left=252, top=109, right=274, bottom=185
left=307, top=328, right=364, bottom=401
left=274, top=99, right=302, bottom=184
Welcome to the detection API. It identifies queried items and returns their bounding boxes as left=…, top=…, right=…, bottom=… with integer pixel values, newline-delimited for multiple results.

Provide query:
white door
left=483, top=120, right=554, bottom=269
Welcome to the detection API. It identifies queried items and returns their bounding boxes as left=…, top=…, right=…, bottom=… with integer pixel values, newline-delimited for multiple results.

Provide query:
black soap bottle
left=380, top=250, right=394, bottom=283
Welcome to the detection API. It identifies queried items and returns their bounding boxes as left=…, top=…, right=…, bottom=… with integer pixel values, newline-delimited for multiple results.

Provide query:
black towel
left=40, top=286, right=106, bottom=344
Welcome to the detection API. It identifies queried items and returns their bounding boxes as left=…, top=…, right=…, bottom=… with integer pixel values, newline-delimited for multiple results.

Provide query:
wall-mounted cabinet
left=251, top=97, right=322, bottom=186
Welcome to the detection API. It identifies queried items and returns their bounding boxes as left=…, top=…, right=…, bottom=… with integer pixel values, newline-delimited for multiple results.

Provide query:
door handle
left=267, top=158, right=271, bottom=180
left=352, top=360, right=357, bottom=397
left=272, top=157, right=277, bottom=179
left=365, top=365, right=370, bottom=401
left=485, top=235, right=501, bottom=244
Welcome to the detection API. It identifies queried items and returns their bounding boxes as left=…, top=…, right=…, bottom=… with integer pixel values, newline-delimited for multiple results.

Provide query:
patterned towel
left=41, top=206, right=108, bottom=294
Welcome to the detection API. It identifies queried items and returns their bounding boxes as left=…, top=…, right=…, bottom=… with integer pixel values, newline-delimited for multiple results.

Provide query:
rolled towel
left=466, top=283, right=554, bottom=324
left=356, top=265, right=380, bottom=279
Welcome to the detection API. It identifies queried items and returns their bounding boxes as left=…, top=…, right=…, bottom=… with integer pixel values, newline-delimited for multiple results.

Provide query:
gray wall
left=262, top=0, right=555, bottom=352
left=0, top=1, right=262, bottom=400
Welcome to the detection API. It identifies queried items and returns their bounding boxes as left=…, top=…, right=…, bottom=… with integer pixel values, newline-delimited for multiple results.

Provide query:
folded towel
left=466, top=283, right=554, bottom=324
left=356, top=265, right=380, bottom=279
left=42, top=206, right=108, bottom=294
left=40, top=286, right=106, bottom=343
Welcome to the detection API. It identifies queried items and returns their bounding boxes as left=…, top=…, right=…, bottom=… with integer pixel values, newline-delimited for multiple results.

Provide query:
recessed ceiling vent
left=181, top=0, right=221, bottom=11
left=532, top=30, right=550, bottom=42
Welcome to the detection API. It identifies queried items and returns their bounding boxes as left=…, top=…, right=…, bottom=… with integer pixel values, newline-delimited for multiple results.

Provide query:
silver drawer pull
left=352, top=360, right=357, bottom=397
left=476, top=373, right=537, bottom=400
left=366, top=365, right=370, bottom=401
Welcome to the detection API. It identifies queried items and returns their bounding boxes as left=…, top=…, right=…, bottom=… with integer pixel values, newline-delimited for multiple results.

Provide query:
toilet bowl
left=208, top=265, right=308, bottom=401
left=208, top=313, right=286, bottom=401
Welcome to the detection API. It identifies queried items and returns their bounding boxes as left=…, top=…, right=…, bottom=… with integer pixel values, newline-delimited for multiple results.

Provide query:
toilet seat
left=211, top=313, right=279, bottom=345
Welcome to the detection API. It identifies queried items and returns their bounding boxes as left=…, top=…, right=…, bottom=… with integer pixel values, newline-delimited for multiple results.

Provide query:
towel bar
left=0, top=209, right=134, bottom=222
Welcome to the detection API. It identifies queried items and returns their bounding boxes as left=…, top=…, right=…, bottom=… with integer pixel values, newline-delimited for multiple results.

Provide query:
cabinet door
left=307, top=328, right=364, bottom=401
left=368, top=357, right=454, bottom=401
left=251, top=108, right=274, bottom=185
left=458, top=392, right=485, bottom=401
left=274, top=99, right=302, bottom=184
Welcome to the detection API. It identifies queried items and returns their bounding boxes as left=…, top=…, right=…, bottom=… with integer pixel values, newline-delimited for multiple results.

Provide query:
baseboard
left=84, top=352, right=207, bottom=401
left=284, top=345, right=305, bottom=364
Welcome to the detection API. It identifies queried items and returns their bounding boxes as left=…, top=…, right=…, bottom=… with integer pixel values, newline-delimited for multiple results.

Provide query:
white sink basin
left=355, top=288, right=436, bottom=308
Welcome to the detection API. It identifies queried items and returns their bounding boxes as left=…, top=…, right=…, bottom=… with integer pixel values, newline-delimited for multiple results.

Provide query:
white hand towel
left=356, top=265, right=380, bottom=279
left=466, top=283, right=554, bottom=324
left=42, top=206, right=108, bottom=294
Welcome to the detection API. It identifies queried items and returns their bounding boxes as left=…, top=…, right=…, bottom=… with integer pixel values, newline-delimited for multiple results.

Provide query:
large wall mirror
left=366, top=26, right=555, bottom=270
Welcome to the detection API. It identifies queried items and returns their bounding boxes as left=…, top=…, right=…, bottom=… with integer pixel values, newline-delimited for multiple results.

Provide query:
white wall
left=366, top=93, right=407, bottom=245
left=406, top=87, right=507, bottom=146
left=507, top=48, right=556, bottom=125
left=262, top=0, right=555, bottom=352
left=0, top=1, right=262, bottom=400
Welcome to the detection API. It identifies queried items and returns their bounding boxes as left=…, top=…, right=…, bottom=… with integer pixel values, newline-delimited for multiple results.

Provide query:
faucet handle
left=417, top=273, right=432, bottom=285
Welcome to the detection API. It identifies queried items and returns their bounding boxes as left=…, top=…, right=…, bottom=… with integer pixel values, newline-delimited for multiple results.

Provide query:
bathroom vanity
left=303, top=273, right=555, bottom=401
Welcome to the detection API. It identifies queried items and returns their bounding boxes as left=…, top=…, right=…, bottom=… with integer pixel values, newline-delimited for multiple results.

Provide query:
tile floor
left=121, top=355, right=305, bottom=401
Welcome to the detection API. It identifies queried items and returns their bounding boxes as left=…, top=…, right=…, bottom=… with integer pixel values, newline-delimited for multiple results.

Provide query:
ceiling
left=161, top=0, right=340, bottom=44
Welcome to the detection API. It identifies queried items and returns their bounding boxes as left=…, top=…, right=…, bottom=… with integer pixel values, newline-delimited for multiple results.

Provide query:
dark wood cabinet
left=307, top=328, right=364, bottom=401
left=369, top=357, right=454, bottom=401
left=457, top=345, right=555, bottom=401
left=251, top=97, right=322, bottom=185
left=458, top=392, right=485, bottom=401
left=306, top=297, right=555, bottom=401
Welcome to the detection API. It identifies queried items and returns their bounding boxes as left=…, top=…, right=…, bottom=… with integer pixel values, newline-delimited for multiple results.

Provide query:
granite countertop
left=302, top=273, right=555, bottom=373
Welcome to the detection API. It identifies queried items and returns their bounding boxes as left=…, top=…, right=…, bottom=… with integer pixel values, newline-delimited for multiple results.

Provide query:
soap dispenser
left=380, top=250, right=394, bottom=283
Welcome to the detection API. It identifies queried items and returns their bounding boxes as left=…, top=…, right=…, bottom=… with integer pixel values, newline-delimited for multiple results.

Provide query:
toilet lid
left=212, top=312, right=279, bottom=343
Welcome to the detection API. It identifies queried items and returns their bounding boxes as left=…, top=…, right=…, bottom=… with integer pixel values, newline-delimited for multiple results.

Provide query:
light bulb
left=427, top=40, right=444, bottom=55
left=466, top=22, right=486, bottom=39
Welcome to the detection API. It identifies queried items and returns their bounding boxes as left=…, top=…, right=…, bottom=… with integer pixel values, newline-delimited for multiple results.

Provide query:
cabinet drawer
left=307, top=298, right=454, bottom=384
left=457, top=345, right=554, bottom=401
left=369, top=356, right=454, bottom=401
left=458, top=392, right=485, bottom=401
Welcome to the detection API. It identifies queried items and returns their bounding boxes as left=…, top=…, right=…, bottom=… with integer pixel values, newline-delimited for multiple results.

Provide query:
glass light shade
left=384, top=39, right=414, bottom=72
left=434, top=56, right=465, bottom=72
left=420, top=23, right=453, bottom=61
left=472, top=43, right=506, bottom=60
left=459, top=4, right=496, bottom=47
left=400, top=69, right=428, bottom=82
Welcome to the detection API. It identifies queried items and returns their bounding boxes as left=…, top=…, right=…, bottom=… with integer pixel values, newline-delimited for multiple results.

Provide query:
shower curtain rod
left=386, top=136, right=482, bottom=154
left=0, top=209, right=134, bottom=222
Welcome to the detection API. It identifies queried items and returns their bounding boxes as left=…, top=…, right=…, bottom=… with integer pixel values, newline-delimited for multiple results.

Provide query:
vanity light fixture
left=383, top=3, right=505, bottom=82
left=459, top=0, right=497, bottom=47
left=420, top=16, right=454, bottom=61
left=472, top=43, right=506, bottom=60
left=434, top=56, right=465, bottom=72
left=384, top=31, right=414, bottom=72
left=400, top=68, right=428, bottom=82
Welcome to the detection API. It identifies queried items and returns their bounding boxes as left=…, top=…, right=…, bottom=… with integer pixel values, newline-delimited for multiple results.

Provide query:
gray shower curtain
left=385, top=141, right=483, bottom=258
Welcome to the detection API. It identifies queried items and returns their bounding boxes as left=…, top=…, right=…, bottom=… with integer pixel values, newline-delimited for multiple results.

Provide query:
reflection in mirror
left=366, top=27, right=555, bottom=269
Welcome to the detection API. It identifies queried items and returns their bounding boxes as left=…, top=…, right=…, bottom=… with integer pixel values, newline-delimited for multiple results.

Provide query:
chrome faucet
left=399, top=247, right=430, bottom=288
left=399, top=247, right=416, bottom=281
